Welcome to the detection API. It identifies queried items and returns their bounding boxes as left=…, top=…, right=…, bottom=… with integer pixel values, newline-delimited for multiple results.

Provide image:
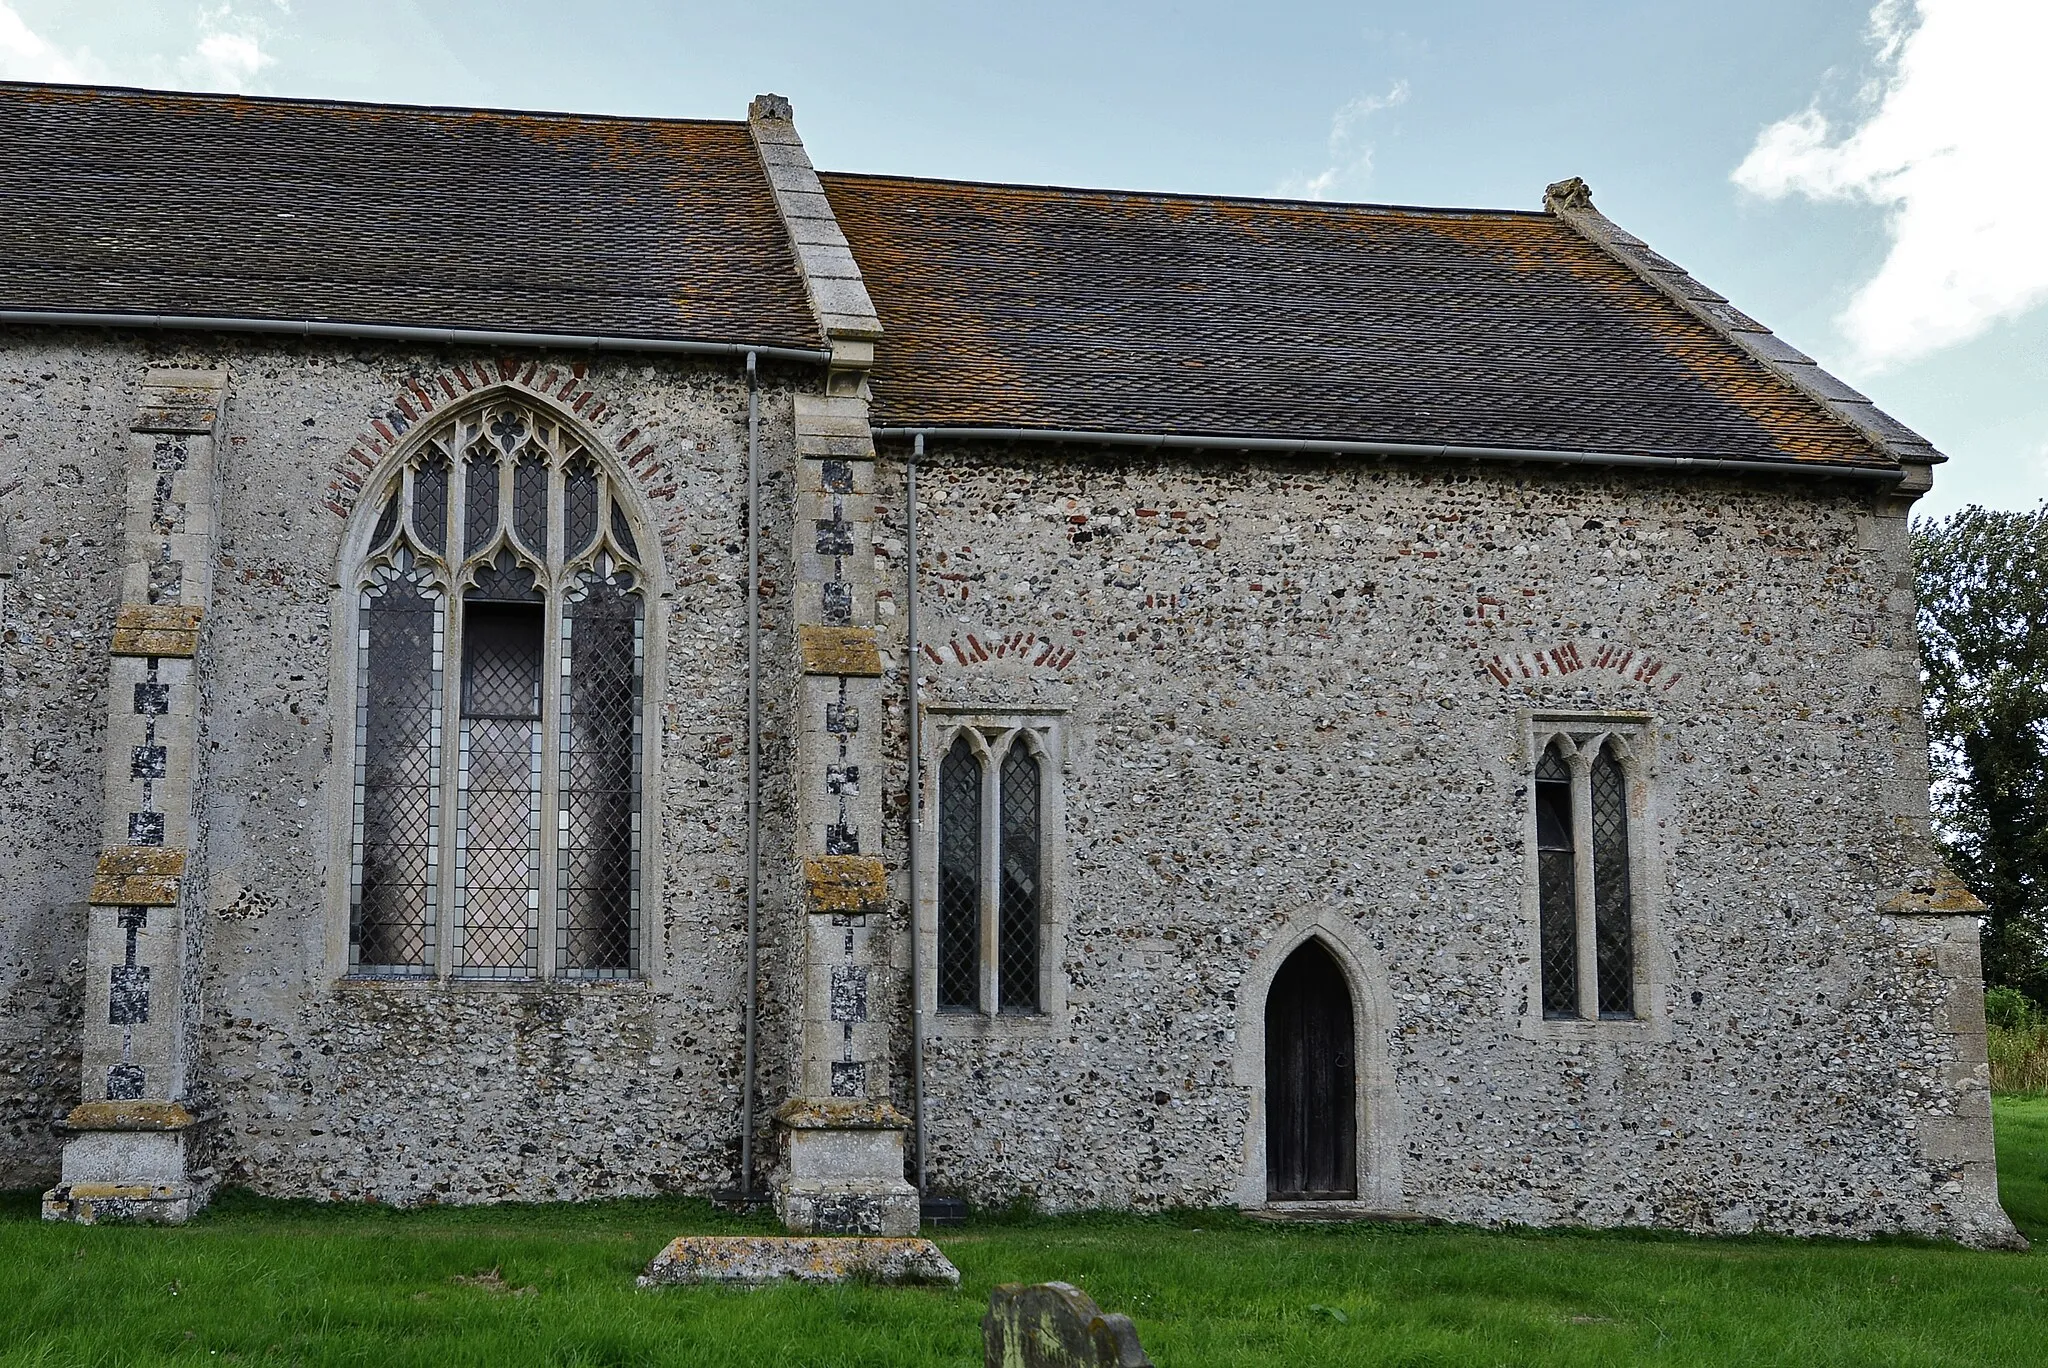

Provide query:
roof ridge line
left=0, top=79, right=746, bottom=129
left=1540, top=176, right=1939, bottom=485
left=816, top=168, right=1552, bottom=219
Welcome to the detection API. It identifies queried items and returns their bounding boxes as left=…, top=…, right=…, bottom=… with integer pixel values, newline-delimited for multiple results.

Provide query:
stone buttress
left=44, top=368, right=228, bottom=1223
left=745, top=94, right=917, bottom=1236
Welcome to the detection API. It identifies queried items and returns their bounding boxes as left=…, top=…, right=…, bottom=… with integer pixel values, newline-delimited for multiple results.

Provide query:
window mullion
left=436, top=425, right=469, bottom=984
left=980, top=737, right=1002, bottom=1015
left=1571, top=751, right=1599, bottom=1021
left=538, top=596, right=565, bottom=983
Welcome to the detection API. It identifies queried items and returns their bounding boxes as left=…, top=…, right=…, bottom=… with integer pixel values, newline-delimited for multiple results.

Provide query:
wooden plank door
left=1265, top=941, right=1358, bottom=1200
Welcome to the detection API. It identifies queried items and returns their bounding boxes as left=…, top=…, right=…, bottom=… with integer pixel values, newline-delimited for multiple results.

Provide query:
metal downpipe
left=741, top=350, right=762, bottom=1200
left=906, top=433, right=927, bottom=1196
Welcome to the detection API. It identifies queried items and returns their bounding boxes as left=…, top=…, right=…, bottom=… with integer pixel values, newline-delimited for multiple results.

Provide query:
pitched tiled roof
left=819, top=173, right=1896, bottom=470
left=0, top=83, right=821, bottom=351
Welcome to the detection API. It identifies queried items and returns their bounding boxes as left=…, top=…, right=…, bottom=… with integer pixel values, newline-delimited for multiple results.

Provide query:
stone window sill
left=339, top=975, right=648, bottom=994
left=925, top=1007, right=1055, bottom=1037
left=1521, top=1012, right=1666, bottom=1044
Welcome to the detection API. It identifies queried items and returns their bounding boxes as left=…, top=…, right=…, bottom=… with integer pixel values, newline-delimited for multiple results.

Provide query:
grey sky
left=5, top=0, right=2040, bottom=518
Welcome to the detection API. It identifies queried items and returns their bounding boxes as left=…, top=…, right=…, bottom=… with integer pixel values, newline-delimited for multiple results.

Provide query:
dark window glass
left=1591, top=746, right=1634, bottom=1018
left=352, top=572, right=438, bottom=973
left=611, top=500, right=639, bottom=558
left=514, top=448, right=549, bottom=555
left=370, top=487, right=400, bottom=548
left=464, top=446, right=499, bottom=557
left=469, top=547, right=540, bottom=603
left=937, top=737, right=982, bottom=1011
left=457, top=600, right=541, bottom=977
left=997, top=745, right=1042, bottom=1012
left=559, top=571, right=641, bottom=976
left=1535, top=744, right=1578, bottom=1018
left=413, top=448, right=449, bottom=553
left=564, top=458, right=600, bottom=558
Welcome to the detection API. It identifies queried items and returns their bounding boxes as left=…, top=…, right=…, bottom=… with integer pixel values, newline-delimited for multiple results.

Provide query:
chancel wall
left=877, top=446, right=2005, bottom=1245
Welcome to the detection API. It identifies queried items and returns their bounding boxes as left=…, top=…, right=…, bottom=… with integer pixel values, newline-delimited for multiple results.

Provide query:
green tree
left=1917, top=504, right=2048, bottom=1003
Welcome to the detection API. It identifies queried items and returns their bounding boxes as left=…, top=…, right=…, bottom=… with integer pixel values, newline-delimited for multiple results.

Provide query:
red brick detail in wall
left=1480, top=641, right=1682, bottom=691
left=320, top=363, right=686, bottom=523
left=922, top=630, right=1078, bottom=673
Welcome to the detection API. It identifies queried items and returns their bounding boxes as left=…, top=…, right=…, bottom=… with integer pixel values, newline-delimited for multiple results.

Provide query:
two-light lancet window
left=1532, top=721, right=1645, bottom=1020
left=936, top=725, right=1055, bottom=1014
left=347, top=399, right=648, bottom=981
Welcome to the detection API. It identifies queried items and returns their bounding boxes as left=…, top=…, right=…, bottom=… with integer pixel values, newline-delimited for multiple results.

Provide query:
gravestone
left=984, top=1282, right=1153, bottom=1368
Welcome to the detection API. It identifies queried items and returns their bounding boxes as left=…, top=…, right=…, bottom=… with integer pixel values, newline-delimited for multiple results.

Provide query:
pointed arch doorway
left=1265, top=940, right=1358, bottom=1200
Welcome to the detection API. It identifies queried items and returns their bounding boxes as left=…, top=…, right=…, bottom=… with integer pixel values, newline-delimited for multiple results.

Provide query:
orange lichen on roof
left=823, top=171, right=1894, bottom=469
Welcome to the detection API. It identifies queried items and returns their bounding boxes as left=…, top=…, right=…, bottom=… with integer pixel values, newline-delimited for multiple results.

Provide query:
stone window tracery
left=932, top=722, right=1056, bottom=1015
left=1530, top=721, right=1644, bottom=1022
left=346, top=399, right=647, bottom=981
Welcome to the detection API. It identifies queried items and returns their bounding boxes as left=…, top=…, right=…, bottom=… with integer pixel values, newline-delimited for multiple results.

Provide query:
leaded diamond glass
left=413, top=446, right=449, bottom=553
left=351, top=564, right=438, bottom=974
left=513, top=447, right=549, bottom=556
left=1591, top=745, right=1634, bottom=1018
left=456, top=601, right=541, bottom=978
left=997, top=744, right=1041, bottom=1013
left=937, top=738, right=982, bottom=1011
left=559, top=569, right=641, bottom=977
left=464, top=444, right=499, bottom=556
left=564, top=457, right=599, bottom=558
left=1535, top=744, right=1577, bottom=1018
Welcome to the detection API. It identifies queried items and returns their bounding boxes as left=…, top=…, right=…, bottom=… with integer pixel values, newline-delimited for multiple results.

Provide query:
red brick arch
left=320, top=357, right=686, bottom=523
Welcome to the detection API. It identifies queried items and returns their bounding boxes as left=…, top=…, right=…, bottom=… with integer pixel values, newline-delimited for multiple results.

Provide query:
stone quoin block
left=109, top=604, right=205, bottom=658
left=802, top=855, right=888, bottom=914
left=797, top=624, right=883, bottom=676
left=88, top=847, right=186, bottom=907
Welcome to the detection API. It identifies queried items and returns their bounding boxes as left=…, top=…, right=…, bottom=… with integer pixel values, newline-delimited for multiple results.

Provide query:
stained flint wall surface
left=879, top=445, right=2002, bottom=1243
left=0, top=329, right=2001, bottom=1243
left=0, top=343, right=130, bottom=1185
left=0, top=329, right=801, bottom=1201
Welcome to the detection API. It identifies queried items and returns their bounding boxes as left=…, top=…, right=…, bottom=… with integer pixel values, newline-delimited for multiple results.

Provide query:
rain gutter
left=871, top=427, right=1906, bottom=484
left=0, top=310, right=833, bottom=366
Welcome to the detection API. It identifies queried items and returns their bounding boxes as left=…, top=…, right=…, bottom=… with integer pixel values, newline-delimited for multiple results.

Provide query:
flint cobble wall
left=0, top=332, right=803, bottom=1201
left=0, top=340, right=133, bottom=1185
left=878, top=447, right=1992, bottom=1241
left=0, top=336, right=1996, bottom=1242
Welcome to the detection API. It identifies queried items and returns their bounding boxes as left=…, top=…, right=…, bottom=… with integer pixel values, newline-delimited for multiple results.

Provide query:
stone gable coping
left=747, top=95, right=883, bottom=364
left=1543, top=177, right=1939, bottom=478
left=319, top=359, right=685, bottom=524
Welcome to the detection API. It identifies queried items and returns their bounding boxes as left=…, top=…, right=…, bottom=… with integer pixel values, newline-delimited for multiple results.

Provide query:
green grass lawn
left=9, top=1103, right=2048, bottom=1366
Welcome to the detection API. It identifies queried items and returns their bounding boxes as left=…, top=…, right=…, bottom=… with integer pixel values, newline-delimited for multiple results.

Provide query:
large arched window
left=347, top=398, right=648, bottom=981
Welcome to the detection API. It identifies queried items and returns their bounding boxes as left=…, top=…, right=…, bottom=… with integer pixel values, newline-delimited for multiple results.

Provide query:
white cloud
left=187, top=27, right=272, bottom=88
left=1733, top=0, right=2048, bottom=369
left=1282, top=79, right=1409, bottom=201
left=0, top=2, right=104, bottom=82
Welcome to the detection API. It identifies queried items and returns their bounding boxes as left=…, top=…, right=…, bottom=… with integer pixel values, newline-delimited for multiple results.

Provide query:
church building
left=0, top=82, right=2016, bottom=1247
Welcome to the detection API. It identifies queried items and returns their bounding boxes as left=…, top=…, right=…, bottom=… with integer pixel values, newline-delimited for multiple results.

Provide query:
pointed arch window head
left=346, top=398, right=651, bottom=982
left=1529, top=722, right=1646, bottom=1023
